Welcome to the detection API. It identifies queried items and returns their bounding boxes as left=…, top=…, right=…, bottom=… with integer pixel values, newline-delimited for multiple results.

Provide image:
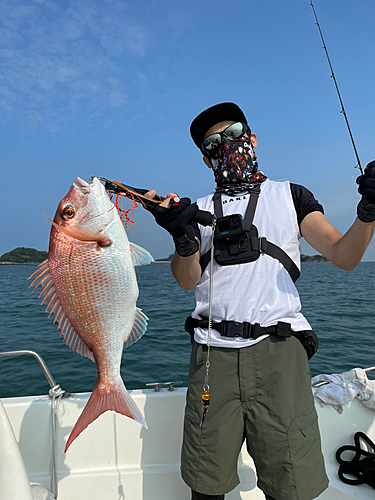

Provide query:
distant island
left=0, top=247, right=48, bottom=264
left=301, top=254, right=329, bottom=263
left=153, top=254, right=174, bottom=263
left=154, top=253, right=329, bottom=263
left=0, top=248, right=329, bottom=265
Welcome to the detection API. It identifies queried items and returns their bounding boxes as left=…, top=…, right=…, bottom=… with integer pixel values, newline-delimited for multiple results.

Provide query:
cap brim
left=190, top=102, right=248, bottom=149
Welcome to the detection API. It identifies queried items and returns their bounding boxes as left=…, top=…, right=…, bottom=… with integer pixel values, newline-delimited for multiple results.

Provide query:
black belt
left=185, top=316, right=292, bottom=340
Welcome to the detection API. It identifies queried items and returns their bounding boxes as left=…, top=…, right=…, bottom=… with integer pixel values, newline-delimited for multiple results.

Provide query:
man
left=146, top=102, right=375, bottom=500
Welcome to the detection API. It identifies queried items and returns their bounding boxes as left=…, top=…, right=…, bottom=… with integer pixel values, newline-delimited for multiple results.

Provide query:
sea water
left=0, top=262, right=374, bottom=398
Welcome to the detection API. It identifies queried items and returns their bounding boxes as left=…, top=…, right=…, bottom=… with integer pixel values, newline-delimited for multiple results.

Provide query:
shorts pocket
left=181, top=405, right=204, bottom=484
left=184, top=403, right=202, bottom=428
left=189, top=341, right=205, bottom=373
left=287, top=408, right=328, bottom=497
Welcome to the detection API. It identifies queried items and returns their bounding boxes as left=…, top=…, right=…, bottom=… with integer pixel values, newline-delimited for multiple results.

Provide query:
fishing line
left=309, top=0, right=363, bottom=174
left=200, top=215, right=217, bottom=428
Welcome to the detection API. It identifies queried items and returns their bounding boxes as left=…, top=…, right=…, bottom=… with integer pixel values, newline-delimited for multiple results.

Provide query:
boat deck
left=2, top=386, right=375, bottom=499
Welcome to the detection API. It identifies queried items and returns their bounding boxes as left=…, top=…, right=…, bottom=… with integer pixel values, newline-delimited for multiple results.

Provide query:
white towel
left=311, top=368, right=375, bottom=413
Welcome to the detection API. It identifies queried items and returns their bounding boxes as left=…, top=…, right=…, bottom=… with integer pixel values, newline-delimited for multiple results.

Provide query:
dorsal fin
left=28, top=260, right=95, bottom=362
left=129, top=243, right=153, bottom=267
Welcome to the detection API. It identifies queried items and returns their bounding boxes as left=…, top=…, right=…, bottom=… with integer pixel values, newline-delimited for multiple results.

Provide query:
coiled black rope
left=336, top=431, right=375, bottom=488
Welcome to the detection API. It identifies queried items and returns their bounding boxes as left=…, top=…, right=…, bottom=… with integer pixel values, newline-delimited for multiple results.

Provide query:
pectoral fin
left=44, top=214, right=111, bottom=246
left=129, top=242, right=153, bottom=266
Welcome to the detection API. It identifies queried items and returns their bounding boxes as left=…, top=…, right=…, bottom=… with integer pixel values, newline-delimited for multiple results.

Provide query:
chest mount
left=199, top=185, right=300, bottom=283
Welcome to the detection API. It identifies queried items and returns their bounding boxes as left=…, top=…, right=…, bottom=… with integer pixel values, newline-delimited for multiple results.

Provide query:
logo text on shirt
left=223, top=195, right=248, bottom=204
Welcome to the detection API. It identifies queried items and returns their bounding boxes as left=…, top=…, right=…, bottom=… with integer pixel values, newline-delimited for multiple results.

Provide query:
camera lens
left=229, top=217, right=240, bottom=228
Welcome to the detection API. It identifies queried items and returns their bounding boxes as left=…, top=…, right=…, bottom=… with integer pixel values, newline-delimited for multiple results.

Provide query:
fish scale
left=29, top=177, right=153, bottom=452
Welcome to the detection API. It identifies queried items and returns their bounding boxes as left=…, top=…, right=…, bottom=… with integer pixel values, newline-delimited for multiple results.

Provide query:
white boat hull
left=2, top=387, right=375, bottom=499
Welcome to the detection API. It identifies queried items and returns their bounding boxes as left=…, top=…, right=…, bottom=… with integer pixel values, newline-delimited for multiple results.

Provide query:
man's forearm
left=330, top=217, right=375, bottom=270
left=302, top=212, right=375, bottom=271
left=171, top=250, right=201, bottom=290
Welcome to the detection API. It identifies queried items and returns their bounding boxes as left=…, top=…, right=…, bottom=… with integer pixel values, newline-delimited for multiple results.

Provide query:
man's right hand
left=145, top=191, right=199, bottom=257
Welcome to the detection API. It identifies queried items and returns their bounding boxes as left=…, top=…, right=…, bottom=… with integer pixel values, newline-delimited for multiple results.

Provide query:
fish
left=29, top=177, right=153, bottom=452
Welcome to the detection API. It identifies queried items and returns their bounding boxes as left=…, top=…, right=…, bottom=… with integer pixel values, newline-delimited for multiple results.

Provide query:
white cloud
left=64, top=19, right=83, bottom=39
left=107, top=77, right=120, bottom=87
left=109, top=89, right=126, bottom=108
left=123, top=25, right=147, bottom=57
left=9, top=6, right=35, bottom=19
left=0, top=0, right=148, bottom=133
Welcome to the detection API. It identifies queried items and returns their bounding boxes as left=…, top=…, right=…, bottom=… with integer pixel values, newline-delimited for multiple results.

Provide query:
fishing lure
left=90, top=177, right=181, bottom=227
left=91, top=176, right=213, bottom=228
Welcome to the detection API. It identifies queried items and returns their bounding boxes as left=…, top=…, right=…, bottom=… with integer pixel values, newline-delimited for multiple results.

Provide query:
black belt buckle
left=259, top=237, right=267, bottom=254
left=224, top=321, right=244, bottom=338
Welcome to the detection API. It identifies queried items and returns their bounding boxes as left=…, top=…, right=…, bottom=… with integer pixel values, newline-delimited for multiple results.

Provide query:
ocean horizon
left=1, top=262, right=374, bottom=399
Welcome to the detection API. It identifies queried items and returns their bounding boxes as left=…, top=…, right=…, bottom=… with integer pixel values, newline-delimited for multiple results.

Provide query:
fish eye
left=63, top=206, right=75, bottom=219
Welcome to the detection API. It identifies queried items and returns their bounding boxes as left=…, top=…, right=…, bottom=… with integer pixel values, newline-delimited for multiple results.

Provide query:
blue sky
left=1, top=0, right=374, bottom=260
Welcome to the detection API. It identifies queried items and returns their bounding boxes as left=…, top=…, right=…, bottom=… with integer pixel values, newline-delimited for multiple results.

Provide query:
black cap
left=190, top=102, right=248, bottom=149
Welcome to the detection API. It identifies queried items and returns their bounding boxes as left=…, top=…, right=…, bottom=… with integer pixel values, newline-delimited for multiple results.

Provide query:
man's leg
left=181, top=342, right=244, bottom=495
left=192, top=491, right=274, bottom=499
left=191, top=490, right=225, bottom=500
left=243, top=336, right=328, bottom=500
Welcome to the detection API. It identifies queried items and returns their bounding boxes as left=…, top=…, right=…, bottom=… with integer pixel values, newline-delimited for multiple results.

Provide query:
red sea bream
left=29, top=177, right=152, bottom=452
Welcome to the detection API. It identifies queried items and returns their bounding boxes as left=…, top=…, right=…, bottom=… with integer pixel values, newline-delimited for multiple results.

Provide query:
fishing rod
left=91, top=176, right=213, bottom=227
left=92, top=177, right=174, bottom=207
left=309, top=0, right=363, bottom=174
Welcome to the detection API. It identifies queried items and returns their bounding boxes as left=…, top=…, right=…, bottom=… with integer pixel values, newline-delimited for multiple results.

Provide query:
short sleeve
left=290, top=184, right=324, bottom=226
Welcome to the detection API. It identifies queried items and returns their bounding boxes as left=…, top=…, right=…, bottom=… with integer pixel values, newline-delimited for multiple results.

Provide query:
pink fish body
left=29, top=177, right=153, bottom=452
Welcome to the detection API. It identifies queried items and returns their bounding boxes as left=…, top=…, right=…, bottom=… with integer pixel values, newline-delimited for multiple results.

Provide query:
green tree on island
left=0, top=247, right=48, bottom=263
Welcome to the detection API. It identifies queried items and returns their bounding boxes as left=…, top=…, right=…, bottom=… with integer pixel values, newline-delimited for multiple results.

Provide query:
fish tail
left=64, top=379, right=147, bottom=452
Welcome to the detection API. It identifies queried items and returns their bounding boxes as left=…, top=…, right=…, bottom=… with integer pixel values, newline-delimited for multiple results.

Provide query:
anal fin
left=124, top=308, right=148, bottom=349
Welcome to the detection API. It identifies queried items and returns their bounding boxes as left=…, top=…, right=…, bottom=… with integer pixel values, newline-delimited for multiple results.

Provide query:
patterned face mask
left=208, top=137, right=260, bottom=186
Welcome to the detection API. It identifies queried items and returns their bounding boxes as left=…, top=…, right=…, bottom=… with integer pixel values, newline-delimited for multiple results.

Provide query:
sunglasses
left=201, top=122, right=251, bottom=153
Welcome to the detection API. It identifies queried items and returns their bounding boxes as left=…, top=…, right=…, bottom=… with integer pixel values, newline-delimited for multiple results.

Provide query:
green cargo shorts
left=180, top=335, right=329, bottom=500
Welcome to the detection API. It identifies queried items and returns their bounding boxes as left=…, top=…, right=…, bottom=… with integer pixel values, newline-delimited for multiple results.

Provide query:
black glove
left=357, top=160, right=375, bottom=223
left=149, top=198, right=199, bottom=257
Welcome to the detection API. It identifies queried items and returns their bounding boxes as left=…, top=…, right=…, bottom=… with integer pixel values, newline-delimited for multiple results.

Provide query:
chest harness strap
left=199, top=185, right=301, bottom=283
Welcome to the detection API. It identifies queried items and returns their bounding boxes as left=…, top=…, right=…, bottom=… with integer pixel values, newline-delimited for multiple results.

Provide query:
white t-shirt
left=192, top=179, right=312, bottom=348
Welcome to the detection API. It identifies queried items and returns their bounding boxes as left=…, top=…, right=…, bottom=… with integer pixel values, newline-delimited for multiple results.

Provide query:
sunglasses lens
left=223, top=122, right=246, bottom=139
left=202, top=134, right=221, bottom=151
left=201, top=122, right=249, bottom=153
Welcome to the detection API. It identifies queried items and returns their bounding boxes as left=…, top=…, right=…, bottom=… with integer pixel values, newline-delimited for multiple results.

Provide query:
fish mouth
left=73, top=177, right=92, bottom=195
left=73, top=177, right=114, bottom=226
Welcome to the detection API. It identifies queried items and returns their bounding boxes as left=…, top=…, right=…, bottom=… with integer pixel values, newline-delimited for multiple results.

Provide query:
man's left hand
left=357, top=161, right=375, bottom=223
